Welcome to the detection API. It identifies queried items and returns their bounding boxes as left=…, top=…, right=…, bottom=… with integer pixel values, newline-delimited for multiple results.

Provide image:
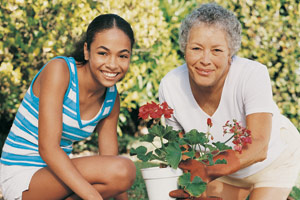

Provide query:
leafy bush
left=0, top=0, right=182, bottom=153
left=160, top=0, right=300, bottom=130
left=213, top=0, right=300, bottom=129
left=0, top=0, right=299, bottom=155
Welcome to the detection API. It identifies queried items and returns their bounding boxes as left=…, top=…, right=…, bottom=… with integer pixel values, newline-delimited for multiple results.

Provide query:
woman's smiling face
left=185, top=23, right=231, bottom=90
left=84, top=27, right=131, bottom=88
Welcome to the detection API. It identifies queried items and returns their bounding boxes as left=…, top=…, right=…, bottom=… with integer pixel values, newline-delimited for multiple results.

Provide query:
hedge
left=0, top=0, right=299, bottom=154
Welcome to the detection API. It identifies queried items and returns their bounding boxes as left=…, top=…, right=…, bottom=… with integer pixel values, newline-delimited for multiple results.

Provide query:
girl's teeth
left=103, top=72, right=117, bottom=77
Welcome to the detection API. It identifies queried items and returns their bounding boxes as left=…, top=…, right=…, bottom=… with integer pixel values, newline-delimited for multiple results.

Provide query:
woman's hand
left=206, top=149, right=241, bottom=180
left=179, top=149, right=240, bottom=183
left=169, top=189, right=202, bottom=199
left=179, top=159, right=210, bottom=182
left=169, top=150, right=240, bottom=199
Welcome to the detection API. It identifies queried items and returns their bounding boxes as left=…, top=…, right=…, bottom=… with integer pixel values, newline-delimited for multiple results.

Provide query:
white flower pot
left=141, top=166, right=183, bottom=200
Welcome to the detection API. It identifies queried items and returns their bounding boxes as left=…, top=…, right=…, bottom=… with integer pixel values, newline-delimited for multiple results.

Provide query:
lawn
left=127, top=162, right=159, bottom=200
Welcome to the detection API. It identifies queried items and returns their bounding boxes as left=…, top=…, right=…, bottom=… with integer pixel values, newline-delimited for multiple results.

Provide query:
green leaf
left=148, top=125, right=166, bottom=137
left=206, top=144, right=218, bottom=152
left=154, top=148, right=162, bottom=157
left=150, top=153, right=164, bottom=162
left=163, top=125, right=181, bottom=141
left=179, top=138, right=188, bottom=146
left=212, top=142, right=232, bottom=151
left=178, top=173, right=207, bottom=197
left=186, top=176, right=207, bottom=197
left=130, top=146, right=147, bottom=155
left=183, top=150, right=195, bottom=159
left=130, top=146, right=152, bottom=162
left=207, top=153, right=214, bottom=165
left=183, top=129, right=209, bottom=145
left=178, top=172, right=191, bottom=187
left=215, top=159, right=227, bottom=165
left=165, top=142, right=182, bottom=169
left=140, top=133, right=155, bottom=143
left=138, top=151, right=153, bottom=162
left=290, top=186, right=300, bottom=199
left=129, top=148, right=136, bottom=156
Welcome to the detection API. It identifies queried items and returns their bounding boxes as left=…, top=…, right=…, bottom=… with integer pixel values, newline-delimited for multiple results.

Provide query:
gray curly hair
left=179, top=3, right=241, bottom=57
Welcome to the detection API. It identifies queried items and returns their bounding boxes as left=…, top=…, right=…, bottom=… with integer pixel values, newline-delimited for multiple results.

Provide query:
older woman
left=159, top=3, right=300, bottom=200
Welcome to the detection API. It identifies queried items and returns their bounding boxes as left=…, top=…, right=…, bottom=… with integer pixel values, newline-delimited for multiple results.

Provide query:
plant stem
left=151, top=142, right=160, bottom=149
left=224, top=134, right=234, bottom=144
left=197, top=144, right=203, bottom=157
left=150, top=141, right=166, bottom=158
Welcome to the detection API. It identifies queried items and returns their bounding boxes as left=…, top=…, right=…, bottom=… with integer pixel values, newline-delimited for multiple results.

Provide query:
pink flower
left=223, top=120, right=252, bottom=154
left=234, top=144, right=243, bottom=153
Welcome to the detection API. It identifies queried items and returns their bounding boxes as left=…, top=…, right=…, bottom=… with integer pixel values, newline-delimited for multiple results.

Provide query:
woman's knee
left=207, top=180, right=250, bottom=200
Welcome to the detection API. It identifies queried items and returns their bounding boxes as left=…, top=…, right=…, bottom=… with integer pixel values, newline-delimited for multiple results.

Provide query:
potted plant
left=130, top=101, right=251, bottom=200
left=130, top=102, right=183, bottom=200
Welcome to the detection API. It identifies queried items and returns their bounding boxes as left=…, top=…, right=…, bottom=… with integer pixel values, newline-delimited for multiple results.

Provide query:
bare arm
left=96, top=94, right=130, bottom=200
left=204, top=112, right=272, bottom=179
left=237, top=112, right=272, bottom=168
left=38, top=59, right=102, bottom=200
left=97, top=93, right=120, bottom=156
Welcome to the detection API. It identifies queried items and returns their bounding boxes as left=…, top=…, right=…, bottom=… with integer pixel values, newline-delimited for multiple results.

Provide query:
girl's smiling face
left=84, top=27, right=131, bottom=88
left=185, top=23, right=231, bottom=91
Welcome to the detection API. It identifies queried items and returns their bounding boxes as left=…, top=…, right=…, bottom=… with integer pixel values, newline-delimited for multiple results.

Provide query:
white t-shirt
left=159, top=56, right=287, bottom=178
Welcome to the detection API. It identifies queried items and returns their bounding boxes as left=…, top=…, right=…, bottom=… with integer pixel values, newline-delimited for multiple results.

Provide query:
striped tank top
left=1, top=56, right=117, bottom=167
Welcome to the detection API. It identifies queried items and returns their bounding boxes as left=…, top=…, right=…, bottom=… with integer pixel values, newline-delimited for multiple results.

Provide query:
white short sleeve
left=241, top=63, right=276, bottom=115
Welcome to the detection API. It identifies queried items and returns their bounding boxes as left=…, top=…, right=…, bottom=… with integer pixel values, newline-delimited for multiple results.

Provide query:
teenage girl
left=0, top=14, right=136, bottom=200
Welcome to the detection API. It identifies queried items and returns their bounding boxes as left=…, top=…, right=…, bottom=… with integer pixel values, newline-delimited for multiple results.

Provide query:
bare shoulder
left=43, top=58, right=70, bottom=75
left=38, top=58, right=71, bottom=93
left=41, top=58, right=69, bottom=81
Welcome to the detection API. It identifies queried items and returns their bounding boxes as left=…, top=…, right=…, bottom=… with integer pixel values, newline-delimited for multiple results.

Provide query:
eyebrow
left=97, top=46, right=131, bottom=54
left=211, top=45, right=226, bottom=48
left=191, top=42, right=226, bottom=47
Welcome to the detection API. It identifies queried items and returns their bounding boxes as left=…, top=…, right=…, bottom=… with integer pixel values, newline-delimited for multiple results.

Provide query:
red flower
left=138, top=102, right=156, bottom=120
left=138, top=101, right=173, bottom=120
left=161, top=102, right=173, bottom=119
left=207, top=118, right=213, bottom=128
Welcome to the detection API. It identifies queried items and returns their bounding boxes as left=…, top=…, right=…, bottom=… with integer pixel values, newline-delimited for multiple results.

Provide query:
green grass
left=128, top=162, right=159, bottom=200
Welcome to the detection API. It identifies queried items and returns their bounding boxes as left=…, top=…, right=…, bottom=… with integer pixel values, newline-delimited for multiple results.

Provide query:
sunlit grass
left=128, top=162, right=159, bottom=200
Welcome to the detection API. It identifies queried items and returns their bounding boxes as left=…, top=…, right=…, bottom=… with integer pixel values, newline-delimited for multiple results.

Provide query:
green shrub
left=161, top=0, right=300, bottom=130
left=212, top=0, right=300, bottom=129
left=0, top=0, right=181, bottom=149
left=0, top=0, right=299, bottom=155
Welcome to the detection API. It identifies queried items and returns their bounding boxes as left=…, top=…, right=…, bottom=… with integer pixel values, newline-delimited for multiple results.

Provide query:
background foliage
left=0, top=0, right=299, bottom=155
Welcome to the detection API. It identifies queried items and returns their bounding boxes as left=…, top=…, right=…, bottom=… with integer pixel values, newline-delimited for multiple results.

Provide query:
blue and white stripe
left=1, top=56, right=117, bottom=167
